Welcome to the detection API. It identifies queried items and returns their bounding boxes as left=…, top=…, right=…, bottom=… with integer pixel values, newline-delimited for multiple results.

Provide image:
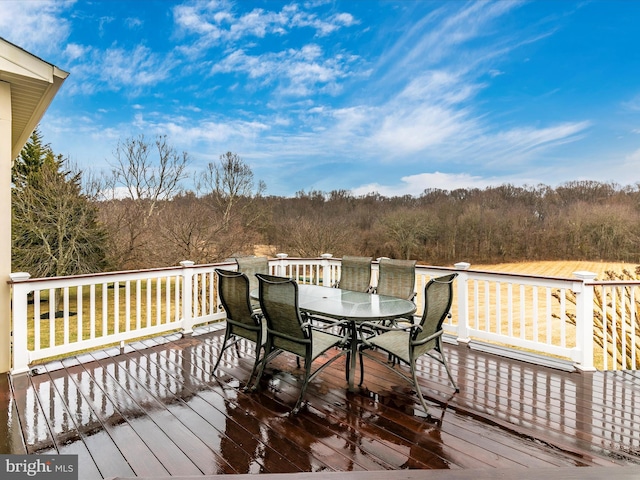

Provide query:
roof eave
left=0, top=37, right=69, bottom=159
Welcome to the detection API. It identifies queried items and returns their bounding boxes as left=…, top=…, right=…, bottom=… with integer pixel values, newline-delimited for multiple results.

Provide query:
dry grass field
left=253, top=245, right=640, bottom=279
left=469, top=260, right=639, bottom=278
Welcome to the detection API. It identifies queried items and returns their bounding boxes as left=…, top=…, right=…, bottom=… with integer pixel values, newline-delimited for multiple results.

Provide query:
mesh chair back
left=236, top=256, right=269, bottom=292
left=256, top=273, right=309, bottom=357
left=413, top=273, right=457, bottom=356
left=216, top=268, right=261, bottom=340
left=376, top=258, right=417, bottom=300
left=338, top=256, right=372, bottom=292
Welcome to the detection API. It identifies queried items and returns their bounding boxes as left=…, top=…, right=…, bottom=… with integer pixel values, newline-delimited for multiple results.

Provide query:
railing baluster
left=519, top=284, right=526, bottom=340
left=473, top=280, right=479, bottom=331
left=114, top=281, right=120, bottom=335
left=495, top=282, right=502, bottom=335
left=601, top=285, right=608, bottom=370
left=146, top=278, right=151, bottom=328
left=560, top=288, right=567, bottom=349
left=165, top=276, right=171, bottom=324
left=533, top=286, right=539, bottom=343
left=102, top=283, right=108, bottom=338
left=63, top=287, right=70, bottom=345
left=89, top=284, right=95, bottom=340
left=135, top=279, right=141, bottom=331
left=156, top=277, right=162, bottom=325
left=77, top=286, right=83, bottom=342
left=484, top=280, right=490, bottom=333
left=545, top=287, right=552, bottom=344
left=507, top=283, right=513, bottom=338
left=33, top=290, right=40, bottom=351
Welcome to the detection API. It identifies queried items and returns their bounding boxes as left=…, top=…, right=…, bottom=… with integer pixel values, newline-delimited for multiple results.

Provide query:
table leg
left=348, top=320, right=357, bottom=392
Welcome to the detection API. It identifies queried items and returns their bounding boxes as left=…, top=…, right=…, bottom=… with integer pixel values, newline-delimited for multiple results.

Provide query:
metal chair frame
left=335, top=255, right=372, bottom=292
left=358, top=273, right=459, bottom=415
left=235, top=256, right=269, bottom=293
left=253, top=273, right=349, bottom=414
left=213, top=268, right=265, bottom=387
left=375, top=258, right=417, bottom=301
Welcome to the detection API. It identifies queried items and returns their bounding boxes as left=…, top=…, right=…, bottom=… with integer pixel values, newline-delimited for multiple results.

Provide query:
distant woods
left=101, top=177, right=640, bottom=270
left=263, top=183, right=640, bottom=266
left=12, top=131, right=640, bottom=275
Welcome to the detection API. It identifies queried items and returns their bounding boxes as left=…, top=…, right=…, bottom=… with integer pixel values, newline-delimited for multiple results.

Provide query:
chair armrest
left=358, top=321, right=420, bottom=346
left=411, top=329, right=443, bottom=347
left=313, top=318, right=349, bottom=330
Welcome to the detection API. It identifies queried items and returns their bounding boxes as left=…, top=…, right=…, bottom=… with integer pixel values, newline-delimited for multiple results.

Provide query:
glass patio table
left=253, top=284, right=416, bottom=391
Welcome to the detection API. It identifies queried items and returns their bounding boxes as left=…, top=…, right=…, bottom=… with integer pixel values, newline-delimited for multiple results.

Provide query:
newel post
left=573, top=271, right=597, bottom=371
left=9, top=272, right=32, bottom=375
left=454, top=262, right=471, bottom=345
left=275, top=253, right=289, bottom=277
left=180, top=261, right=195, bottom=335
left=321, top=253, right=333, bottom=286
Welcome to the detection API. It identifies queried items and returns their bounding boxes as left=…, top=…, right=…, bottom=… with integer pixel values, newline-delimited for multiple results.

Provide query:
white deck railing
left=9, top=255, right=640, bottom=374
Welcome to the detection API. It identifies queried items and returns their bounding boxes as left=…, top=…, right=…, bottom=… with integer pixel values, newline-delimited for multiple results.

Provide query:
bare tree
left=377, top=208, right=433, bottom=260
left=199, top=151, right=266, bottom=229
left=100, top=135, right=189, bottom=269
left=185, top=152, right=267, bottom=259
left=276, top=215, right=352, bottom=257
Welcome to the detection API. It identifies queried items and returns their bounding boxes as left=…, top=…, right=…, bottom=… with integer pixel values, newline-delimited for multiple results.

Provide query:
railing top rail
left=587, top=280, right=640, bottom=286
left=10, top=257, right=596, bottom=286
left=8, top=261, right=237, bottom=285
left=461, top=268, right=579, bottom=283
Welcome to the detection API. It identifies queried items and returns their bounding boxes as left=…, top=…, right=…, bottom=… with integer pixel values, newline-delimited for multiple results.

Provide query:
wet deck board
left=3, top=325, right=640, bottom=479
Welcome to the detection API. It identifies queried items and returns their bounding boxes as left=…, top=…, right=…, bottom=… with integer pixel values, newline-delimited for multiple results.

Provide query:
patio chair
left=235, top=256, right=269, bottom=293
left=253, top=273, right=349, bottom=414
left=375, top=258, right=417, bottom=301
left=335, top=255, right=372, bottom=292
left=212, top=268, right=266, bottom=387
left=358, top=273, right=459, bottom=415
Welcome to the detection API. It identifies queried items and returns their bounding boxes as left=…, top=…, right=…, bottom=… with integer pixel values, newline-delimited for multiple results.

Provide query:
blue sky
left=2, top=0, right=640, bottom=197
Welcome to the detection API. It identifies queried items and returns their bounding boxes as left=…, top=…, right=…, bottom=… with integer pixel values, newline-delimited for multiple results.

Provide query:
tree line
left=12, top=130, right=640, bottom=277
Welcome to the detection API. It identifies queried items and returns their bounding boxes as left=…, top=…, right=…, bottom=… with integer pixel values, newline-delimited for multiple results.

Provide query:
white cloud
left=350, top=171, right=502, bottom=197
left=131, top=113, right=270, bottom=146
left=173, top=1, right=357, bottom=47
left=372, top=105, right=472, bottom=155
left=63, top=43, right=89, bottom=61
left=469, top=121, right=592, bottom=166
left=64, top=45, right=173, bottom=95
left=0, top=0, right=74, bottom=55
left=211, top=44, right=357, bottom=96
left=125, top=17, right=144, bottom=29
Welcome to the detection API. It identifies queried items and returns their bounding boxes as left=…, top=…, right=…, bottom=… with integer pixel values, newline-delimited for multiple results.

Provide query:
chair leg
left=437, top=338, right=459, bottom=393
left=212, top=329, right=233, bottom=375
left=244, top=348, right=263, bottom=390
left=251, top=343, right=273, bottom=391
left=292, top=358, right=313, bottom=414
left=411, top=365, right=431, bottom=415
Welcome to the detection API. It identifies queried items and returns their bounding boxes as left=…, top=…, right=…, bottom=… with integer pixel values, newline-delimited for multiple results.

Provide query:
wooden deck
left=2, top=323, right=640, bottom=479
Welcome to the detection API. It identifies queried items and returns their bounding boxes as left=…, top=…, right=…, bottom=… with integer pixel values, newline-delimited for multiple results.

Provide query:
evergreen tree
left=12, top=128, right=110, bottom=277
